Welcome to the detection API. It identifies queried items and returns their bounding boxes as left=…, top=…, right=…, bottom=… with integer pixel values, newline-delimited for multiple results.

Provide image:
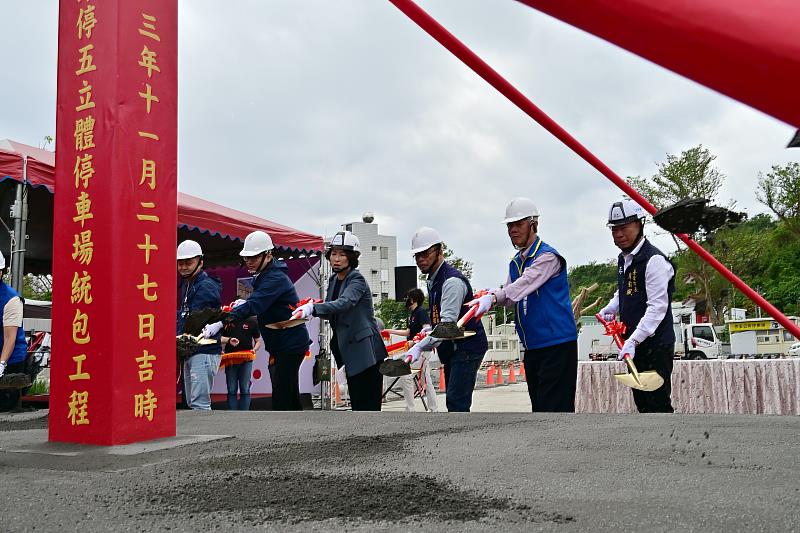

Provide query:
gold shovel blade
left=265, top=318, right=308, bottom=330
left=613, top=371, right=664, bottom=391
left=613, top=355, right=664, bottom=391
left=176, top=334, right=218, bottom=346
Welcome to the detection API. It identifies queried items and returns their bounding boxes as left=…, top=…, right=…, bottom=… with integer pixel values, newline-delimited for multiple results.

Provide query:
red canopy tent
left=0, top=139, right=323, bottom=272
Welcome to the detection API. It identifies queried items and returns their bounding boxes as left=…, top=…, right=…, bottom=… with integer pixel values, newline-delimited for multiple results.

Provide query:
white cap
left=240, top=230, right=274, bottom=257
left=503, top=197, right=539, bottom=224
left=176, top=240, right=203, bottom=260
left=327, top=231, right=361, bottom=255
left=411, top=226, right=443, bottom=254
left=608, top=199, right=647, bottom=227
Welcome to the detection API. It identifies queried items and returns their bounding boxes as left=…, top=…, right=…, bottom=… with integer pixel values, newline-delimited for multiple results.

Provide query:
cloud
left=2, top=0, right=795, bottom=292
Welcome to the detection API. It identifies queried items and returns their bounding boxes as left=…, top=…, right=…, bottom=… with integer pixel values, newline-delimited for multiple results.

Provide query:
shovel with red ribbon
left=428, top=289, right=490, bottom=339
left=595, top=313, right=664, bottom=392
left=265, top=297, right=322, bottom=330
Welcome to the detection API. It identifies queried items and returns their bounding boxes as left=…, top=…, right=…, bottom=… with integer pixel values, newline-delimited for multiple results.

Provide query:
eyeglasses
left=413, top=247, right=436, bottom=260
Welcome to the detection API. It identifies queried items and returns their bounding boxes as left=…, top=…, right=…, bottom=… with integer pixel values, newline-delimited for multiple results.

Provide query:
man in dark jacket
left=176, top=240, right=222, bottom=411
left=227, top=231, right=311, bottom=411
left=295, top=231, right=388, bottom=411
left=600, top=199, right=676, bottom=413
left=401, top=227, right=488, bottom=412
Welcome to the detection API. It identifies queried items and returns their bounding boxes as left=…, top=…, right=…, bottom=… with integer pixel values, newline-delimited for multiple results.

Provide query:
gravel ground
left=1, top=411, right=799, bottom=532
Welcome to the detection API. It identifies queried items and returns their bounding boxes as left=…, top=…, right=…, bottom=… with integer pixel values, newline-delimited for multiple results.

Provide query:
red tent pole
left=387, top=0, right=800, bottom=339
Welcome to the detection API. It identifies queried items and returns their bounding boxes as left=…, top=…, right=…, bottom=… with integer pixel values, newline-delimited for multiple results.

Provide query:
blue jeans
left=183, top=352, right=221, bottom=411
left=225, top=361, right=253, bottom=410
left=440, top=349, right=485, bottom=412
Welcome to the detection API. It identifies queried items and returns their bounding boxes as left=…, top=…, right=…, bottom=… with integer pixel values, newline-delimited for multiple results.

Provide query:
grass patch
left=26, top=379, right=49, bottom=395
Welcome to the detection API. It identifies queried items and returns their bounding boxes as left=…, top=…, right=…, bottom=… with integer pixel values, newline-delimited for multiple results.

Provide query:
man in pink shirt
left=468, top=198, right=578, bottom=412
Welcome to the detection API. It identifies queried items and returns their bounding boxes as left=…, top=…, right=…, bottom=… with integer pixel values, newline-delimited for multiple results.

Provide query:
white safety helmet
left=503, top=197, right=539, bottom=224
left=411, top=227, right=443, bottom=255
left=326, top=231, right=361, bottom=258
left=608, top=199, right=647, bottom=227
left=176, top=240, right=203, bottom=260
left=239, top=230, right=274, bottom=257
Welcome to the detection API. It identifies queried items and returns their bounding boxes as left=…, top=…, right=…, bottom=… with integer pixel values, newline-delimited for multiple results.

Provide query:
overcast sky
left=2, top=1, right=797, bottom=290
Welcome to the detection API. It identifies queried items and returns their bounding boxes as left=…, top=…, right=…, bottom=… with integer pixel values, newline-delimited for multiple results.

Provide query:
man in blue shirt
left=0, top=252, right=29, bottom=411
left=467, top=198, right=578, bottom=412
left=176, top=240, right=222, bottom=411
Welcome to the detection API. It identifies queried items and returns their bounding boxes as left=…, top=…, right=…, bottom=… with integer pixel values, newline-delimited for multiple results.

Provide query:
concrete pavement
left=2, top=403, right=799, bottom=532
left=381, top=382, right=531, bottom=412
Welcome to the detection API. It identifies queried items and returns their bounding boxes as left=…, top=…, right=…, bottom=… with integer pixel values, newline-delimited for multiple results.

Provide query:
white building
left=338, top=214, right=397, bottom=305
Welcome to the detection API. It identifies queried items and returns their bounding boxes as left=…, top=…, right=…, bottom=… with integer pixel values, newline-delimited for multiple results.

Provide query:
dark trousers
left=631, top=342, right=674, bottom=413
left=439, top=348, right=485, bottom=412
left=347, top=363, right=382, bottom=411
left=0, top=360, right=27, bottom=411
left=524, top=340, right=578, bottom=412
left=268, top=351, right=306, bottom=411
left=176, top=360, right=189, bottom=409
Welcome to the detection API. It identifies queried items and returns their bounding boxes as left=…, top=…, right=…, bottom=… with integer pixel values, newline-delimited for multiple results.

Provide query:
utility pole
left=10, top=159, right=28, bottom=294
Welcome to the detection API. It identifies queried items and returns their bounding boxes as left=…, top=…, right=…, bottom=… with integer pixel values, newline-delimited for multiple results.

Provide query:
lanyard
left=513, top=237, right=542, bottom=276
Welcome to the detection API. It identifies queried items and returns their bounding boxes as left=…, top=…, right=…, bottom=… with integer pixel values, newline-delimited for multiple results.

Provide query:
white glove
left=618, top=339, right=636, bottom=361
left=464, top=292, right=495, bottom=316
left=295, top=301, right=315, bottom=319
left=0, top=361, right=6, bottom=378
left=420, top=325, right=433, bottom=335
left=405, top=343, right=424, bottom=364
left=232, top=299, right=247, bottom=309
left=202, top=321, right=223, bottom=339
left=599, top=306, right=616, bottom=323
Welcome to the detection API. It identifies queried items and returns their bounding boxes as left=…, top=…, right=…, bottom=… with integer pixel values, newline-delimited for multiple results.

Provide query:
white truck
left=676, top=322, right=722, bottom=360
left=578, top=318, right=723, bottom=360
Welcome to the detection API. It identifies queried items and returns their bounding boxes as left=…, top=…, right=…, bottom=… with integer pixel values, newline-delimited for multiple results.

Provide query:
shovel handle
left=595, top=313, right=625, bottom=349
left=457, top=290, right=491, bottom=328
left=457, top=306, right=478, bottom=328
left=623, top=353, right=642, bottom=385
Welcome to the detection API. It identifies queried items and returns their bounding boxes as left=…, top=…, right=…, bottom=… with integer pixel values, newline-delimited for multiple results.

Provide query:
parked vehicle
left=677, top=322, right=721, bottom=360
left=789, top=342, right=800, bottom=357
left=578, top=319, right=723, bottom=360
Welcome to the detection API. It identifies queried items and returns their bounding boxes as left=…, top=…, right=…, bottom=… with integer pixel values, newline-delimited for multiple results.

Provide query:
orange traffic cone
left=486, top=364, right=496, bottom=387
left=518, top=361, right=526, bottom=382
left=508, top=363, right=517, bottom=384
left=496, top=364, right=504, bottom=385
left=333, top=376, right=342, bottom=406
left=438, top=366, right=446, bottom=393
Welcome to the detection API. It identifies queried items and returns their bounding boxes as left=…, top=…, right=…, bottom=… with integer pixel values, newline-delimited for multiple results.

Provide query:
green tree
left=23, top=274, right=52, bottom=301
left=374, top=298, right=408, bottom=329
left=756, top=162, right=800, bottom=238
left=492, top=305, right=515, bottom=325
left=626, top=145, right=730, bottom=323
left=568, top=261, right=617, bottom=309
left=627, top=145, right=725, bottom=209
left=671, top=214, right=800, bottom=322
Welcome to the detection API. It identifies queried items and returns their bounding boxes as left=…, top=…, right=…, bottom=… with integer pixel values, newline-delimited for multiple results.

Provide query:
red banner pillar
left=49, top=0, right=177, bottom=445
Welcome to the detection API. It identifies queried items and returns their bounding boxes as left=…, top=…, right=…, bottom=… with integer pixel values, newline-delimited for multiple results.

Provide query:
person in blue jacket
left=295, top=231, right=388, bottom=411
left=0, top=252, right=29, bottom=411
left=465, top=198, right=578, bottom=412
left=226, top=231, right=311, bottom=411
left=176, top=240, right=223, bottom=411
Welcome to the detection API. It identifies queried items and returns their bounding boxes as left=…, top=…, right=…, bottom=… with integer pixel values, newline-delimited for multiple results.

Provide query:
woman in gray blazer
left=296, top=231, right=387, bottom=411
